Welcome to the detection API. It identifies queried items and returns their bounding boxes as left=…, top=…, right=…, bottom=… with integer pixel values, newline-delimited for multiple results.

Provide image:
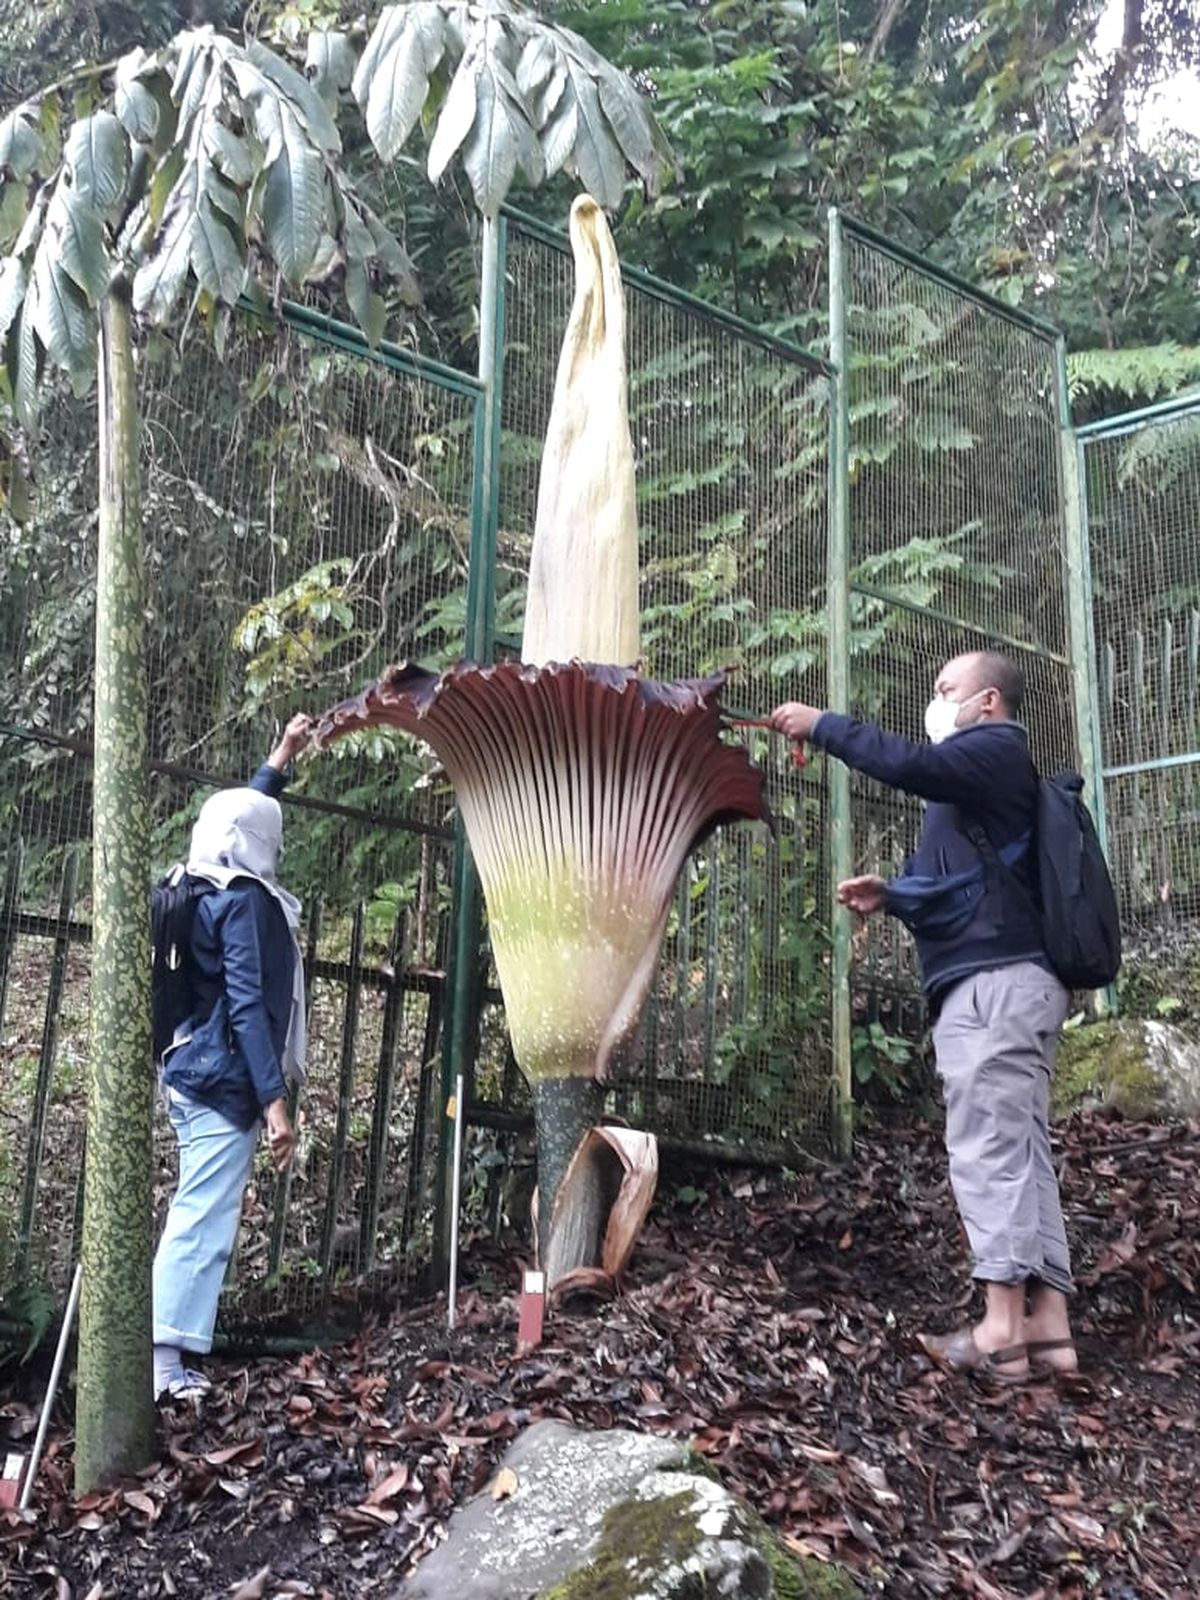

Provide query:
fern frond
left=1068, top=343, right=1200, bottom=404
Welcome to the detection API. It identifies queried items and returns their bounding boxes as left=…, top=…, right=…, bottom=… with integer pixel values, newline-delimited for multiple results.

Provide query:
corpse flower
left=317, top=197, right=769, bottom=1285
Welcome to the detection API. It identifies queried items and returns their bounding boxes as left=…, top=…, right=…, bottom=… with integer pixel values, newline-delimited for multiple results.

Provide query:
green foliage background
left=0, top=0, right=1196, bottom=1122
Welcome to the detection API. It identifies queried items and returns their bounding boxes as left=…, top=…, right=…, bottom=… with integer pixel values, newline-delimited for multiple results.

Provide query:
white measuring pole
left=447, top=1073, right=465, bottom=1330
left=19, top=1262, right=83, bottom=1510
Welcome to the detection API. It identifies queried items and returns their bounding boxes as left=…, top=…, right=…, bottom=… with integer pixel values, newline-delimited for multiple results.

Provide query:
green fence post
left=435, top=213, right=506, bottom=1267
left=827, top=209, right=854, bottom=1156
left=1055, top=336, right=1115, bottom=1017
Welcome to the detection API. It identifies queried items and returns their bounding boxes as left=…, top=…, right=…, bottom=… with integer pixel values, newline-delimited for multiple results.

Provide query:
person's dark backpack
left=964, top=770, right=1122, bottom=991
left=151, top=869, right=216, bottom=1066
left=1032, top=772, right=1121, bottom=989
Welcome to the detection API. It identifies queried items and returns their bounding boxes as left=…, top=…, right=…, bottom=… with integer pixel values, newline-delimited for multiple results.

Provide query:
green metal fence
left=826, top=213, right=1090, bottom=1090
left=3, top=195, right=1192, bottom=1341
left=0, top=210, right=837, bottom=1336
left=1079, top=392, right=1200, bottom=946
left=473, top=212, right=836, bottom=1161
left=1, top=307, right=480, bottom=1324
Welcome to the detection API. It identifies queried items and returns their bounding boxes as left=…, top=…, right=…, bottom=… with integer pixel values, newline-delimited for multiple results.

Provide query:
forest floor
left=2, top=1110, right=1198, bottom=1600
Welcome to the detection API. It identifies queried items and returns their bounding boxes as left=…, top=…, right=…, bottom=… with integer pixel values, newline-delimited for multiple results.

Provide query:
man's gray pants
left=932, top=960, right=1072, bottom=1295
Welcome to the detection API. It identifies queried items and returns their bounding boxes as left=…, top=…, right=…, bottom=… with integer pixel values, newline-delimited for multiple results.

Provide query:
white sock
left=153, top=1342, right=184, bottom=1394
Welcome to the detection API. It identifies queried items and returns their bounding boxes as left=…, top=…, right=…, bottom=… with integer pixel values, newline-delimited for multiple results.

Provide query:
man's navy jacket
left=810, top=713, right=1048, bottom=1000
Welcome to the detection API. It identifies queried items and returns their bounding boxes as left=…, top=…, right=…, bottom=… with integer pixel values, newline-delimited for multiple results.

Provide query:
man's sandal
left=1026, top=1338, right=1079, bottom=1375
left=918, top=1328, right=1031, bottom=1386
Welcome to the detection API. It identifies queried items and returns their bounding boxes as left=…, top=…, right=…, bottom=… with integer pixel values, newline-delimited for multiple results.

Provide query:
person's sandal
left=157, top=1367, right=212, bottom=1403
left=1027, top=1338, right=1079, bottom=1375
left=918, top=1328, right=1031, bottom=1386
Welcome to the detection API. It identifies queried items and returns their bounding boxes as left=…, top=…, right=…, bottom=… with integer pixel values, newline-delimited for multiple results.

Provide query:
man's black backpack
left=965, top=770, right=1121, bottom=991
left=150, top=870, right=216, bottom=1066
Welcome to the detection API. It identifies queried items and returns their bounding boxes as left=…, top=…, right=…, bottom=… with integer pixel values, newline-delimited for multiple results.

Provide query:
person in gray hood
left=153, top=713, right=314, bottom=1401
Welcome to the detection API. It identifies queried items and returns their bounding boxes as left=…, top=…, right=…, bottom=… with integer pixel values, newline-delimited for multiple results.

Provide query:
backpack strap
left=958, top=813, right=1037, bottom=930
left=959, top=818, right=1031, bottom=874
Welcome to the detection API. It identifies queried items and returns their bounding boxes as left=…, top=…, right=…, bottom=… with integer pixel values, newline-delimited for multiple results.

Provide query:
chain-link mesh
left=4, top=206, right=1112, bottom=1339
left=488, top=216, right=834, bottom=1157
left=841, top=226, right=1078, bottom=1028
left=1083, top=401, right=1200, bottom=953
left=1, top=310, right=477, bottom=1325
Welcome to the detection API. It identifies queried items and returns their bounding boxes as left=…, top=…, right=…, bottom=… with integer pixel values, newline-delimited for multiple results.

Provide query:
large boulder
left=1054, top=1018, right=1200, bottom=1120
left=402, top=1419, right=856, bottom=1600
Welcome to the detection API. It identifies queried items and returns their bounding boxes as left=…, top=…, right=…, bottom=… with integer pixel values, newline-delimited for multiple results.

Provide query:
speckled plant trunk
left=75, top=283, right=156, bottom=1491
left=533, top=1076, right=604, bottom=1286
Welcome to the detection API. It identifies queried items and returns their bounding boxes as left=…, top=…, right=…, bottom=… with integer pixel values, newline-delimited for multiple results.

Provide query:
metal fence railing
left=1, top=307, right=479, bottom=1327
left=1079, top=393, right=1200, bottom=959
left=827, top=214, right=1089, bottom=1088
left=0, top=210, right=840, bottom=1339
left=3, top=194, right=1195, bottom=1343
left=480, top=212, right=836, bottom=1159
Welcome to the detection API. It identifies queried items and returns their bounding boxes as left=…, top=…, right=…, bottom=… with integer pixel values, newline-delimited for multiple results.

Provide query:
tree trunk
left=533, top=1075, right=604, bottom=1287
left=75, top=282, right=155, bottom=1492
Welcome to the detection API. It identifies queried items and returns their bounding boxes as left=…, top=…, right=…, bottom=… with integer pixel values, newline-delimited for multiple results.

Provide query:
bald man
left=772, top=652, right=1077, bottom=1384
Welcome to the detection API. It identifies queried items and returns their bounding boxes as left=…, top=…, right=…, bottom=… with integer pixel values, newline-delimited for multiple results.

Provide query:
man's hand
left=769, top=702, right=823, bottom=744
left=267, top=713, right=315, bottom=773
left=837, top=874, right=888, bottom=917
left=265, top=1098, right=296, bottom=1172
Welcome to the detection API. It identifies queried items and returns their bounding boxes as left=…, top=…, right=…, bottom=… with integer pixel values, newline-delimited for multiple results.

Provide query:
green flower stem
left=533, top=1075, right=604, bottom=1284
left=75, top=282, right=155, bottom=1492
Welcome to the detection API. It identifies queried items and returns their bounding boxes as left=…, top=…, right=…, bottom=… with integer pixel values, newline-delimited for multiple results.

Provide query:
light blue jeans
left=153, top=1088, right=259, bottom=1353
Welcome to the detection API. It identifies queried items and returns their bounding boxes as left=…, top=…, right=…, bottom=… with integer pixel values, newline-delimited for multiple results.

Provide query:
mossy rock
left=1054, top=1018, right=1200, bottom=1119
left=404, top=1420, right=858, bottom=1600
left=542, top=1474, right=859, bottom=1600
left=763, top=1536, right=860, bottom=1600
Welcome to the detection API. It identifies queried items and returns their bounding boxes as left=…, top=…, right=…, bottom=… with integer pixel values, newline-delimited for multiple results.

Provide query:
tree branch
left=865, top=0, right=909, bottom=65
left=6, top=55, right=121, bottom=113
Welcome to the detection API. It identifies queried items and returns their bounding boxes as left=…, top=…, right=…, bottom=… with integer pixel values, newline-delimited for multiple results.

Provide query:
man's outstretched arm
left=769, top=702, right=1017, bottom=807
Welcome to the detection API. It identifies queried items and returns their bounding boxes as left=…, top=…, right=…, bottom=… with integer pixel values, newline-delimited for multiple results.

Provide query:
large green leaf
left=351, top=5, right=410, bottom=106
left=205, top=166, right=247, bottom=230
left=460, top=45, right=543, bottom=216
left=364, top=208, right=419, bottom=304
left=12, top=185, right=49, bottom=261
left=246, top=40, right=341, bottom=154
left=0, top=182, right=28, bottom=254
left=0, top=257, right=27, bottom=342
left=365, top=15, right=439, bottom=164
left=47, top=188, right=110, bottom=305
left=515, top=32, right=567, bottom=128
left=427, top=42, right=481, bottom=186
left=147, top=144, right=185, bottom=229
left=131, top=166, right=196, bottom=324
left=203, top=122, right=257, bottom=188
left=306, top=31, right=356, bottom=110
left=11, top=297, right=40, bottom=430
left=31, top=244, right=94, bottom=386
left=0, top=105, right=42, bottom=181
left=114, top=49, right=161, bottom=144
left=538, top=81, right=579, bottom=180
left=65, top=112, right=129, bottom=218
left=460, top=57, right=520, bottom=218
left=342, top=198, right=380, bottom=345
left=171, top=30, right=215, bottom=143
left=189, top=193, right=245, bottom=306
left=260, top=104, right=325, bottom=284
left=345, top=257, right=387, bottom=348
left=596, top=69, right=660, bottom=183
left=561, top=58, right=625, bottom=209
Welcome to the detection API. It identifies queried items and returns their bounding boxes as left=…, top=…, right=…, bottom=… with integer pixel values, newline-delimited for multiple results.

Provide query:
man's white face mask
left=924, top=688, right=986, bottom=745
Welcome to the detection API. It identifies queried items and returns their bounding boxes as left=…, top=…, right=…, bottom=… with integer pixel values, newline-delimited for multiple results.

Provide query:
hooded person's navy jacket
left=161, top=763, right=295, bottom=1131
left=809, top=713, right=1047, bottom=1002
